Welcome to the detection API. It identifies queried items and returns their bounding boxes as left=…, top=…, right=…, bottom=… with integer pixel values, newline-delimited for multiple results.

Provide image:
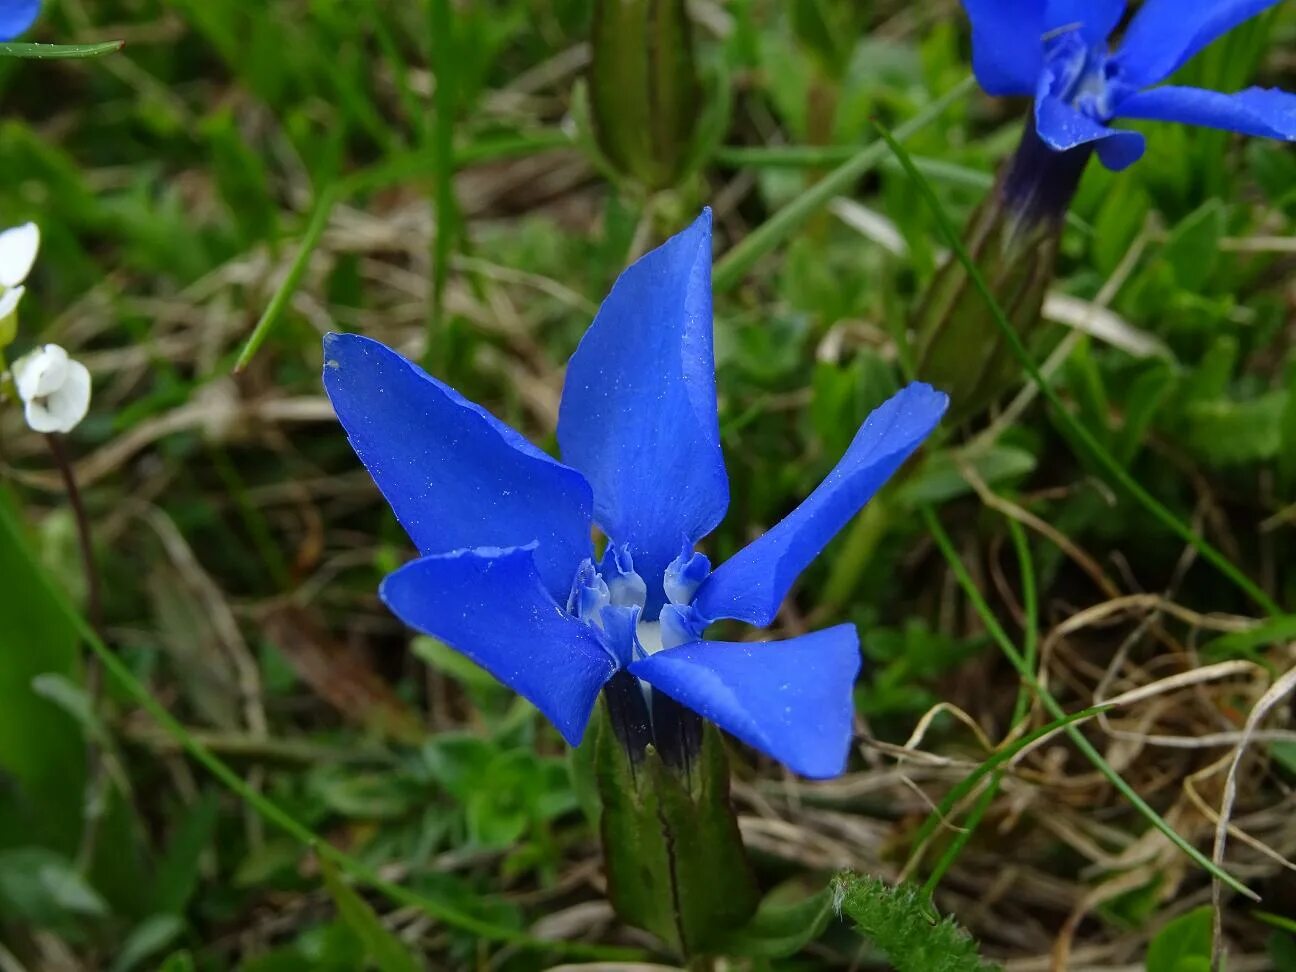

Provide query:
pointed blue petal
left=381, top=546, right=618, bottom=745
left=323, top=333, right=593, bottom=602
left=1116, top=85, right=1296, bottom=141
left=961, top=1, right=1046, bottom=96
left=1114, top=0, right=1282, bottom=88
left=630, top=625, right=861, bottom=779
left=1045, top=0, right=1125, bottom=45
left=0, top=0, right=39, bottom=41
left=557, top=209, right=727, bottom=614
left=1034, top=94, right=1147, bottom=170
left=692, top=384, right=946, bottom=628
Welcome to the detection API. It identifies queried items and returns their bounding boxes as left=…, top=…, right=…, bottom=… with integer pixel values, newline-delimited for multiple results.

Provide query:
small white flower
left=0, top=222, right=40, bottom=289
left=11, top=343, right=92, bottom=434
left=0, top=285, right=23, bottom=321
left=0, top=222, right=39, bottom=324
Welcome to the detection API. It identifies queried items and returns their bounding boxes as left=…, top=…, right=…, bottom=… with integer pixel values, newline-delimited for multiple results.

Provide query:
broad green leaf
left=1145, top=905, right=1213, bottom=972
left=319, top=855, right=424, bottom=972
left=0, top=490, right=86, bottom=856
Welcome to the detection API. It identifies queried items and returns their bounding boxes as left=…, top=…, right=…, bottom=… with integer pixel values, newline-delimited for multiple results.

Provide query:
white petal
left=0, top=285, right=24, bottom=321
left=0, top=223, right=40, bottom=288
left=41, top=359, right=92, bottom=433
left=12, top=344, right=69, bottom=402
left=23, top=398, right=63, bottom=434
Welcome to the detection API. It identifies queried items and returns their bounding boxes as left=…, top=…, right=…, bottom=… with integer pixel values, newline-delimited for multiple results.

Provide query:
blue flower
left=0, top=0, right=39, bottom=41
left=322, top=210, right=947, bottom=779
left=964, top=0, right=1296, bottom=170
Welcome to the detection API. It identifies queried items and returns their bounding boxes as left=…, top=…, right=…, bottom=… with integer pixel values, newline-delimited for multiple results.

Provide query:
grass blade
left=875, top=121, right=1279, bottom=618
left=711, top=75, right=976, bottom=294
left=920, top=505, right=1254, bottom=898
left=0, top=498, right=646, bottom=961
left=233, top=184, right=340, bottom=373
left=0, top=41, right=124, bottom=58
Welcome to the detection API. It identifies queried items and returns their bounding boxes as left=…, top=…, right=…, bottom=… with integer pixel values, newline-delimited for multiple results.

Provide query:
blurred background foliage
left=1, top=0, right=1296, bottom=968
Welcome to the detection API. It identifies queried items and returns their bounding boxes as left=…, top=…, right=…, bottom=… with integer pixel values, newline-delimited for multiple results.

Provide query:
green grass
left=1, top=1, right=1295, bottom=969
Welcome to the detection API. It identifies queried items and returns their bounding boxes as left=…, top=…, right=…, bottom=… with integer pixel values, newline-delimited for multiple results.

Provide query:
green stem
left=711, top=76, right=977, bottom=294
left=878, top=123, right=1280, bottom=619
left=921, top=506, right=1254, bottom=898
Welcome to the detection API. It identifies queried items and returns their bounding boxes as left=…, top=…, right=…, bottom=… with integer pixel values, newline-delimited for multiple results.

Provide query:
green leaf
left=897, top=444, right=1037, bottom=507
left=319, top=855, right=424, bottom=972
left=1269, top=932, right=1296, bottom=972
left=711, top=882, right=837, bottom=958
left=155, top=952, right=197, bottom=972
left=0, top=41, right=124, bottom=59
left=1145, top=905, right=1213, bottom=972
left=0, top=847, right=108, bottom=926
left=1160, top=200, right=1225, bottom=290
left=1182, top=392, right=1287, bottom=467
left=109, top=914, right=185, bottom=972
left=833, top=873, right=999, bottom=972
left=152, top=793, right=220, bottom=914
left=0, top=490, right=86, bottom=856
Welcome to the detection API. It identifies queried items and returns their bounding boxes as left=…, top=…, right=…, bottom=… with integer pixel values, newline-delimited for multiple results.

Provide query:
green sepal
left=910, top=181, right=1062, bottom=425
left=0, top=307, right=16, bottom=351
left=593, top=700, right=758, bottom=957
left=588, top=0, right=702, bottom=191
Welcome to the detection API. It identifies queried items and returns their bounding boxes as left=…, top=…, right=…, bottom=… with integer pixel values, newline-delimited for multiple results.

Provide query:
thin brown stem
left=45, top=432, right=107, bottom=871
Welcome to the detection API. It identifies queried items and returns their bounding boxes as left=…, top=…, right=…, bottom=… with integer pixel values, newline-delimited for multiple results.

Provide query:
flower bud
left=912, top=125, right=1092, bottom=424
left=12, top=343, right=92, bottom=434
left=588, top=0, right=702, bottom=190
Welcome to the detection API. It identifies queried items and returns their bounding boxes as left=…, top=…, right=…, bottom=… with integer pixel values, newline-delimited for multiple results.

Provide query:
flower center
left=566, top=542, right=711, bottom=665
left=1044, top=30, right=1122, bottom=122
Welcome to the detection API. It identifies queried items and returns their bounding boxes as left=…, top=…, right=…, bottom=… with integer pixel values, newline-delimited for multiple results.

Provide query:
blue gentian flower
left=323, top=210, right=947, bottom=779
left=964, top=0, right=1296, bottom=170
left=0, top=0, right=39, bottom=41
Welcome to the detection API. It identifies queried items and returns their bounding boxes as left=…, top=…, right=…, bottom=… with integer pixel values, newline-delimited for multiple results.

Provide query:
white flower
left=11, top=344, right=92, bottom=434
left=0, top=222, right=39, bottom=322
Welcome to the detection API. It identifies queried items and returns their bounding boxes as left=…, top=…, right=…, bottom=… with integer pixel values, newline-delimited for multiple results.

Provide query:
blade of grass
left=1007, top=518, right=1038, bottom=728
left=918, top=518, right=1042, bottom=898
left=920, top=505, right=1255, bottom=899
left=231, top=133, right=567, bottom=374
left=911, top=703, right=1110, bottom=879
left=876, top=121, right=1280, bottom=619
left=233, top=183, right=340, bottom=373
left=0, top=40, right=124, bottom=58
left=426, top=0, right=459, bottom=371
left=0, top=498, right=646, bottom=961
left=711, top=75, right=976, bottom=294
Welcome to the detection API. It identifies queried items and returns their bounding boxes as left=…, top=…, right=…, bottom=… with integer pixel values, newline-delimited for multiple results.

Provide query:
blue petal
left=692, top=384, right=947, bottom=628
left=630, top=625, right=861, bottom=779
left=0, top=0, right=39, bottom=41
left=1114, top=0, right=1283, bottom=88
left=1045, top=0, right=1125, bottom=45
left=961, top=1, right=1046, bottom=96
left=557, top=209, right=727, bottom=615
left=381, top=546, right=618, bottom=745
left=1115, top=85, right=1296, bottom=141
left=323, top=333, right=593, bottom=602
left=1034, top=93, right=1147, bottom=170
